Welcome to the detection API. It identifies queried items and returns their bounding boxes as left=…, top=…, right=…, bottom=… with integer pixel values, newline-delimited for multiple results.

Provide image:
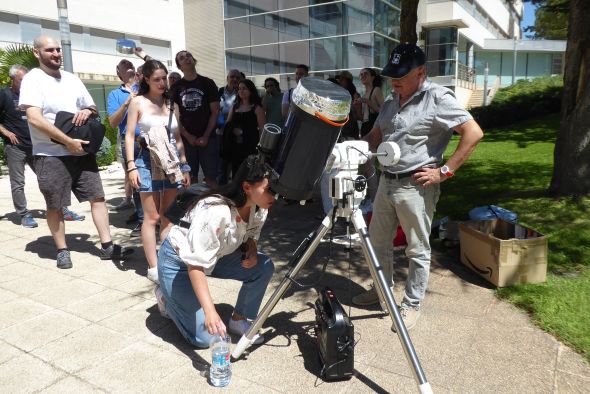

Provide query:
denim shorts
left=135, top=148, right=180, bottom=193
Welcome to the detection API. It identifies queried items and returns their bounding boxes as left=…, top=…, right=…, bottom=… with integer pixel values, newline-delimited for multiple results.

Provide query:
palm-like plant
left=0, top=44, right=37, bottom=86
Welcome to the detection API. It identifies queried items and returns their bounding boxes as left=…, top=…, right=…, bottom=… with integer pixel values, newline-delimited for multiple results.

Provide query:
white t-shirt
left=19, top=68, right=95, bottom=156
left=167, top=196, right=268, bottom=274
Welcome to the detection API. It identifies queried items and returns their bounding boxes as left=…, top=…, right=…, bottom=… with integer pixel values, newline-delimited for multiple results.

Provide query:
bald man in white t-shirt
left=19, top=36, right=133, bottom=269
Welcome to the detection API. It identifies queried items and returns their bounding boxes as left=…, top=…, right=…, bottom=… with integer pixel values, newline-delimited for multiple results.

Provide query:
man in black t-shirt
left=0, top=65, right=37, bottom=227
left=170, top=50, right=220, bottom=188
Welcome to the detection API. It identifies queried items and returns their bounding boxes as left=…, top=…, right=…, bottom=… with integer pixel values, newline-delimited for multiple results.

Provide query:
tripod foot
left=419, top=382, right=433, bottom=394
left=231, top=333, right=262, bottom=359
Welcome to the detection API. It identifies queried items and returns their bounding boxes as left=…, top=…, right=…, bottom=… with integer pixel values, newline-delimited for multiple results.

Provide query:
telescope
left=235, top=77, right=433, bottom=394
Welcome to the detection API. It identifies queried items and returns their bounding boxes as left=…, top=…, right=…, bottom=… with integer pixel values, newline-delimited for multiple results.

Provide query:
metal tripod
left=231, top=198, right=433, bottom=394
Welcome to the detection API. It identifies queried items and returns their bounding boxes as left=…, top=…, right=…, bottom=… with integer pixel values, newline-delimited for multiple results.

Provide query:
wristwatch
left=440, top=165, right=454, bottom=178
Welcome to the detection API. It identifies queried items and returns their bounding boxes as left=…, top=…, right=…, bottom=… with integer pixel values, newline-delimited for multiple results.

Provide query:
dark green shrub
left=470, top=76, right=563, bottom=129
left=95, top=137, right=115, bottom=167
left=102, top=117, right=118, bottom=146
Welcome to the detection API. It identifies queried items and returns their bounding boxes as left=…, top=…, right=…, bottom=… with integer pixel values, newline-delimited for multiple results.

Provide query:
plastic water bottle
left=209, top=335, right=231, bottom=387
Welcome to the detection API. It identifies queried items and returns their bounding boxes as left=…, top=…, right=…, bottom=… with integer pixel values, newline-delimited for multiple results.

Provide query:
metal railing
left=457, top=62, right=476, bottom=90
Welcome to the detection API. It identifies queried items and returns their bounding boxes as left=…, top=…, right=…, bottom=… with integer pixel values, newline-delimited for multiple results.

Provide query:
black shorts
left=34, top=155, right=105, bottom=210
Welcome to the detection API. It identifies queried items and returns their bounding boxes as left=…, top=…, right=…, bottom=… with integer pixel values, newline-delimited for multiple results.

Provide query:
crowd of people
left=0, top=34, right=483, bottom=347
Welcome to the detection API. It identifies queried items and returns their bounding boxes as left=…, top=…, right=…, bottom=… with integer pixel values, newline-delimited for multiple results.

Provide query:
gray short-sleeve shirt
left=375, top=80, right=472, bottom=173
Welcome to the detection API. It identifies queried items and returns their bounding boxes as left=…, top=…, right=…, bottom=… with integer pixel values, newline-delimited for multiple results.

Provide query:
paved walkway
left=0, top=164, right=588, bottom=393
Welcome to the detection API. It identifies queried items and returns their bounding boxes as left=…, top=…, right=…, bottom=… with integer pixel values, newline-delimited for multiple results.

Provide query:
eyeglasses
left=359, top=72, right=369, bottom=76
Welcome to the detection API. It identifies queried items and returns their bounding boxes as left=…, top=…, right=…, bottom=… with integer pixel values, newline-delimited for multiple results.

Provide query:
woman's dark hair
left=362, top=68, right=383, bottom=88
left=235, top=79, right=262, bottom=107
left=340, top=77, right=357, bottom=97
left=264, top=77, right=281, bottom=93
left=138, top=60, right=168, bottom=96
left=186, top=155, right=271, bottom=212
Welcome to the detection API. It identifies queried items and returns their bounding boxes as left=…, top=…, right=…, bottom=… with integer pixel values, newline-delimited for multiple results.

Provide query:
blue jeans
left=4, top=144, right=34, bottom=217
left=157, top=238, right=275, bottom=348
left=369, top=175, right=440, bottom=309
left=121, top=141, right=144, bottom=223
left=183, top=133, right=219, bottom=182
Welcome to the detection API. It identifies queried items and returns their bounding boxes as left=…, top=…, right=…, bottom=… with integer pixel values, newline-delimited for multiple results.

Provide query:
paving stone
left=0, top=339, right=25, bottom=365
left=0, top=298, right=53, bottom=330
left=554, top=370, right=590, bottom=394
left=29, top=277, right=106, bottom=308
left=64, top=288, right=146, bottom=322
left=42, top=376, right=106, bottom=393
left=78, top=341, right=189, bottom=393
left=556, top=345, right=590, bottom=379
left=0, top=309, right=90, bottom=352
left=33, top=324, right=135, bottom=373
left=0, top=353, right=65, bottom=393
left=99, top=299, right=171, bottom=341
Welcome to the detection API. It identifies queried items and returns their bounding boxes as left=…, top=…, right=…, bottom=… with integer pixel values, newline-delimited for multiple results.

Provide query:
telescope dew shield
left=272, top=77, right=351, bottom=201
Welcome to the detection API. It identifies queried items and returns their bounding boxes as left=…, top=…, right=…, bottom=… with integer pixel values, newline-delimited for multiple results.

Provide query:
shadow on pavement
left=145, top=303, right=233, bottom=381
left=25, top=233, right=100, bottom=258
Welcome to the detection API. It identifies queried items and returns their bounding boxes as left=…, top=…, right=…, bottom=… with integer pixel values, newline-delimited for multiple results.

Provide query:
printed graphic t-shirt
left=171, top=75, right=219, bottom=137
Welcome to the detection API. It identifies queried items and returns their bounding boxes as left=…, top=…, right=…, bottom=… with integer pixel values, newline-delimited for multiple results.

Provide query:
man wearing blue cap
left=353, top=43, right=484, bottom=331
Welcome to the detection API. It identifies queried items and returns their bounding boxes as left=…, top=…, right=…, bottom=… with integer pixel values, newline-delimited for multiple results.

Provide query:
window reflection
left=223, top=0, right=400, bottom=79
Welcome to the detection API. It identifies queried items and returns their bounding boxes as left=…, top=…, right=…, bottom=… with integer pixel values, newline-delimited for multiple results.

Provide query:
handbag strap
left=166, top=97, right=174, bottom=142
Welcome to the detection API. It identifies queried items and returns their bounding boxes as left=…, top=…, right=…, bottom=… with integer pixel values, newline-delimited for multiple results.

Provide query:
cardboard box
left=458, top=219, right=548, bottom=287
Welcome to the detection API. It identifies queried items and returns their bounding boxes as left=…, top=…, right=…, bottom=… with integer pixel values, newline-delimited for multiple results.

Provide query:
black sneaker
left=130, top=223, right=142, bottom=237
left=100, top=244, right=134, bottom=260
left=56, top=250, right=73, bottom=269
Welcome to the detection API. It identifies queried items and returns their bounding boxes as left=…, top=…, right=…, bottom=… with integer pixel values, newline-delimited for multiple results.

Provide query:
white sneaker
left=154, top=285, right=170, bottom=319
left=147, top=267, right=159, bottom=284
left=228, top=318, right=264, bottom=345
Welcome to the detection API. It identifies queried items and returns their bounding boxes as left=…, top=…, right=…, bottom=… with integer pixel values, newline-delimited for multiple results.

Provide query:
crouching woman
left=156, top=157, right=276, bottom=347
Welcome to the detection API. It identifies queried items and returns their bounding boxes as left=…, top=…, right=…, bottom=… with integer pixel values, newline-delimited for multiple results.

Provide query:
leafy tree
left=0, top=44, right=37, bottom=86
left=549, top=0, right=590, bottom=196
left=400, top=0, right=419, bottom=44
left=524, top=0, right=569, bottom=39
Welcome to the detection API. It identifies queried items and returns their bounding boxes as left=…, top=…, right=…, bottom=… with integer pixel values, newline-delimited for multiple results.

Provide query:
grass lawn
left=439, top=113, right=590, bottom=361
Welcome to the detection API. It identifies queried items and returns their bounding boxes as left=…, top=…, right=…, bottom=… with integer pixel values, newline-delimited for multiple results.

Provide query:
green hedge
left=470, top=76, right=563, bottom=129
left=102, top=117, right=118, bottom=146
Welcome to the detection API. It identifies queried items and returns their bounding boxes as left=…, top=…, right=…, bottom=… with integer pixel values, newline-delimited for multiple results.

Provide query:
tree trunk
left=400, top=0, right=419, bottom=44
left=549, top=0, right=590, bottom=196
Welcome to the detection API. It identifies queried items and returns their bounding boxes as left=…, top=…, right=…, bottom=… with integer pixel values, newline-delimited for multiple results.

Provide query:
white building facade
left=0, top=0, right=566, bottom=111
left=0, top=0, right=186, bottom=114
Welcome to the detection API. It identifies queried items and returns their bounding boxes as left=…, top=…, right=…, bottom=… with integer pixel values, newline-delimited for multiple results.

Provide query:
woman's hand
left=195, top=136, right=209, bottom=147
left=182, top=171, right=191, bottom=188
left=241, top=238, right=258, bottom=269
left=205, top=309, right=227, bottom=336
left=129, top=168, right=141, bottom=189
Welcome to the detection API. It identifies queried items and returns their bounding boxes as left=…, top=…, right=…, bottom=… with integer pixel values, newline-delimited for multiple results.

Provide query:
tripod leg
left=232, top=214, right=333, bottom=359
left=350, top=210, right=433, bottom=394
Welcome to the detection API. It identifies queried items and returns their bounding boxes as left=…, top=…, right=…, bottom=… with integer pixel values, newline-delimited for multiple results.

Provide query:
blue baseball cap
left=381, top=43, right=426, bottom=79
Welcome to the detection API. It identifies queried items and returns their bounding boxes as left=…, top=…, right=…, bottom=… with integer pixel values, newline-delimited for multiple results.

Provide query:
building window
left=551, top=53, right=563, bottom=75
left=424, top=27, right=458, bottom=77
left=310, top=3, right=343, bottom=38
left=310, top=36, right=343, bottom=71
left=374, top=0, right=400, bottom=40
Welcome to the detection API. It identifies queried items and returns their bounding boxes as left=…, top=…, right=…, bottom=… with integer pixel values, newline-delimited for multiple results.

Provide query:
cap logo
left=392, top=54, right=401, bottom=64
